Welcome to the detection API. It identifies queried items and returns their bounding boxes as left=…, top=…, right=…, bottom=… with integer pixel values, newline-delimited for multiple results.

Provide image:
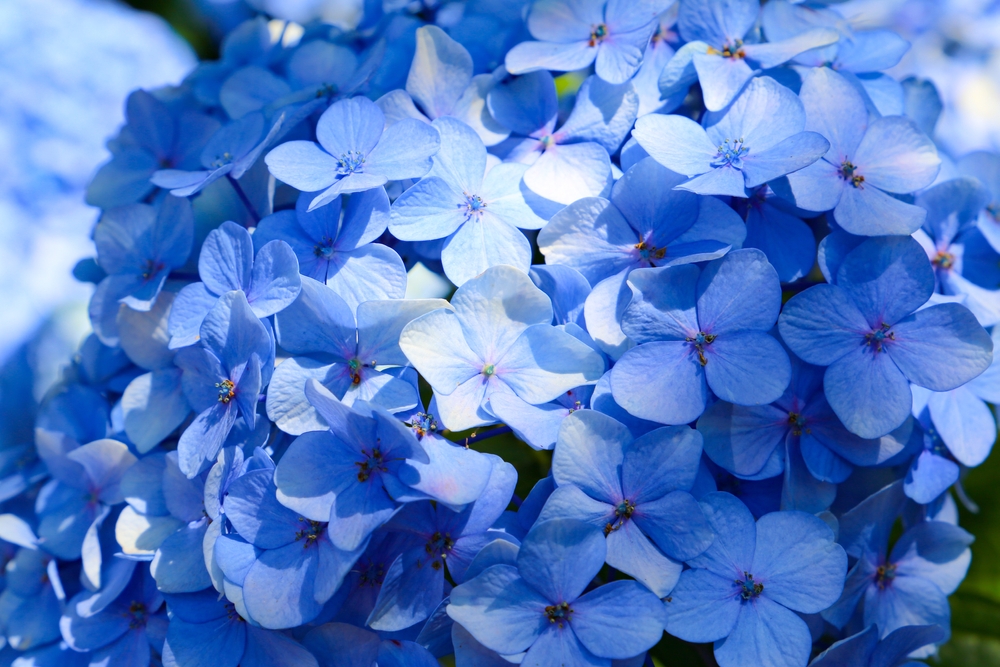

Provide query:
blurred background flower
left=0, top=0, right=194, bottom=373
left=839, top=0, right=1000, bottom=154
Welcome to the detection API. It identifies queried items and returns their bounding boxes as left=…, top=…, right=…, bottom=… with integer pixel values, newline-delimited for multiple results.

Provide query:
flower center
left=686, top=332, right=716, bottom=366
left=337, top=150, right=366, bottom=174
left=126, top=601, right=148, bottom=629
left=635, top=240, right=667, bottom=265
left=424, top=531, right=455, bottom=571
left=736, top=573, right=764, bottom=601
left=140, top=259, right=165, bottom=281
left=604, top=499, right=636, bottom=535
left=224, top=602, right=246, bottom=622
left=876, top=563, right=897, bottom=589
left=588, top=24, right=608, bottom=47
left=709, top=40, right=745, bottom=59
left=313, top=236, right=336, bottom=259
left=864, top=323, right=895, bottom=353
left=460, top=192, right=487, bottom=219
left=932, top=250, right=954, bottom=270
left=357, top=557, right=387, bottom=587
left=406, top=412, right=438, bottom=438
left=209, top=151, right=234, bottom=168
left=356, top=446, right=388, bottom=482
left=712, top=138, right=749, bottom=169
left=216, top=379, right=235, bottom=404
left=787, top=412, right=810, bottom=437
left=294, top=519, right=326, bottom=548
left=840, top=161, right=865, bottom=188
left=482, top=364, right=495, bottom=377
left=545, top=601, right=573, bottom=628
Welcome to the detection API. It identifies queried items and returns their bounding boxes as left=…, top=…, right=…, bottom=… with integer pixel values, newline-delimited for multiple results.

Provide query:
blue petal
left=853, top=116, right=940, bottom=194
left=697, top=249, right=782, bottom=335
left=836, top=236, right=934, bottom=327
left=825, top=344, right=912, bottom=439
left=686, top=492, right=756, bottom=576
left=610, top=341, right=708, bottom=425
left=407, top=26, right=474, bottom=119
left=750, top=511, right=845, bottom=613
left=713, top=596, right=812, bottom=667
left=904, top=450, right=959, bottom=505
left=693, top=52, right=755, bottom=112
left=366, top=118, right=440, bottom=181
left=702, top=331, right=791, bottom=407
left=663, top=568, right=741, bottom=643
left=552, top=410, right=628, bottom=504
left=572, top=580, right=665, bottom=659
left=633, top=491, right=714, bottom=562
left=447, top=564, right=548, bottom=655
left=887, top=302, right=993, bottom=392
left=631, top=114, right=716, bottom=177
left=744, top=200, right=816, bottom=283
left=518, top=519, right=607, bottom=603
left=622, top=425, right=703, bottom=501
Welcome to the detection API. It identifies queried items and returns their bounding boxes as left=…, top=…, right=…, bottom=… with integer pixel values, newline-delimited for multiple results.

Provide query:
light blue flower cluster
left=5, top=0, right=1000, bottom=666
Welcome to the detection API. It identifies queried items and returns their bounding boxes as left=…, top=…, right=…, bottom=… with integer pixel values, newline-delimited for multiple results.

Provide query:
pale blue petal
left=389, top=177, right=469, bottom=241
left=835, top=183, right=928, bottom=236
left=505, top=40, right=596, bottom=75
left=799, top=67, right=868, bottom=163
left=742, top=131, right=830, bottom=188
left=199, top=221, right=253, bottom=296
left=622, top=425, right=703, bottom=501
left=559, top=76, right=639, bottom=152
left=523, top=142, right=612, bottom=205
left=426, top=117, right=487, bottom=194
left=264, top=141, right=340, bottom=192
left=853, top=116, right=940, bottom=194
left=678, top=166, right=747, bottom=198
left=742, top=28, right=839, bottom=69
left=621, top=264, right=700, bottom=343
left=246, top=241, right=301, bottom=318
left=441, top=211, right=533, bottom=286
left=407, top=26, right=473, bottom=119
left=778, top=284, right=868, bottom=365
left=496, top=325, right=606, bottom=404
left=605, top=519, right=683, bottom=597
left=325, top=244, right=408, bottom=312
left=631, top=114, right=716, bottom=177
left=685, top=492, right=756, bottom=577
left=366, top=119, right=441, bottom=181
left=927, top=387, right=995, bottom=467
left=315, top=96, right=384, bottom=159
left=633, top=491, right=714, bottom=561
left=693, top=52, right=755, bottom=112
left=699, top=401, right=788, bottom=477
